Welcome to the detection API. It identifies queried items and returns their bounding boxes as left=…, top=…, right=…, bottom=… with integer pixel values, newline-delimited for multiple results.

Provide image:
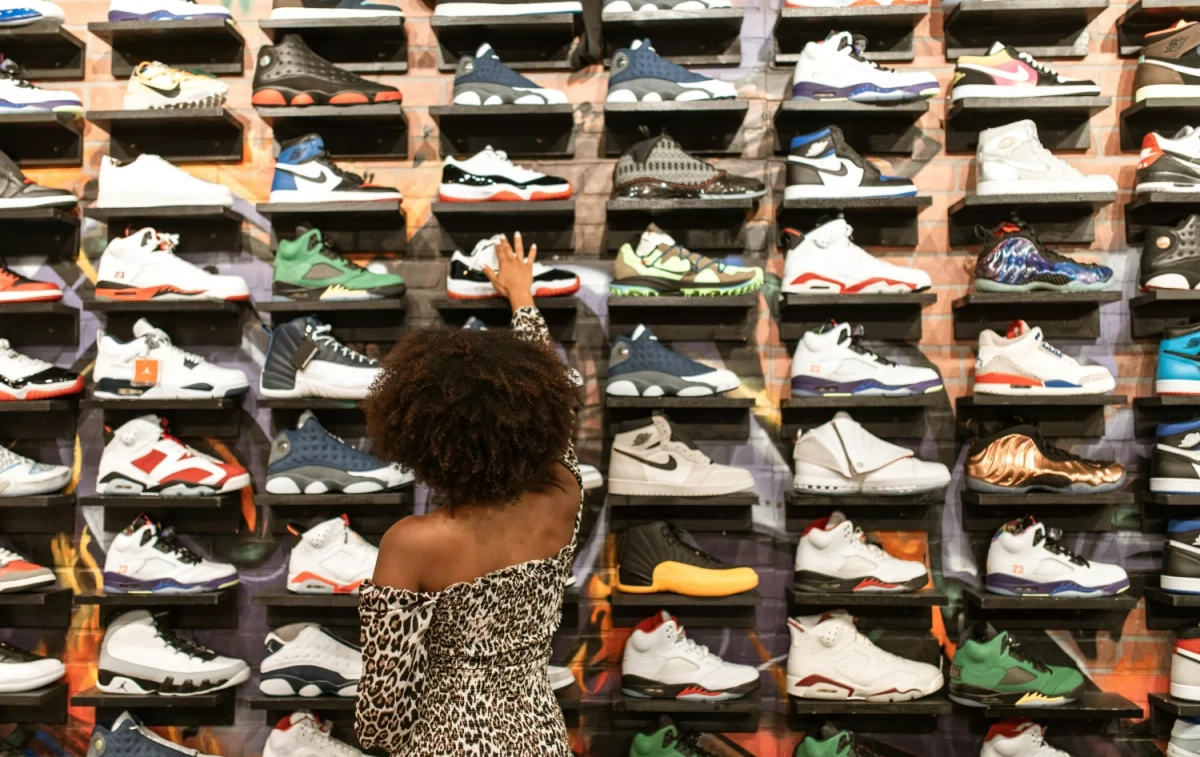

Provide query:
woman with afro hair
left=355, top=232, right=581, bottom=757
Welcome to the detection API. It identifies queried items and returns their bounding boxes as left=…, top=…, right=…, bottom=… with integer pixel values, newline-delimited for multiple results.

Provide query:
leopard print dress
left=356, top=307, right=579, bottom=757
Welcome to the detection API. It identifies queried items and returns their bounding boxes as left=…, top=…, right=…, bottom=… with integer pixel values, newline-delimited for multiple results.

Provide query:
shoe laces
left=143, top=328, right=204, bottom=368
left=0, top=446, right=32, bottom=471
left=150, top=524, right=203, bottom=566
left=1000, top=633, right=1049, bottom=674
left=1016, top=50, right=1060, bottom=79
left=307, top=323, right=373, bottom=364
left=841, top=324, right=894, bottom=367
left=476, top=146, right=541, bottom=183
left=662, top=728, right=720, bottom=757
left=0, top=546, right=29, bottom=567
left=312, top=233, right=364, bottom=271
left=319, top=152, right=370, bottom=187
left=1032, top=525, right=1088, bottom=567
left=153, top=616, right=218, bottom=661
left=848, top=525, right=891, bottom=562
left=138, top=228, right=181, bottom=254
left=659, top=421, right=712, bottom=465
left=667, top=625, right=721, bottom=666
left=647, top=243, right=726, bottom=274
left=0, top=58, right=35, bottom=89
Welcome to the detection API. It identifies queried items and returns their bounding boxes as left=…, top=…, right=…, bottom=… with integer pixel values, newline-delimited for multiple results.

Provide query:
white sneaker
left=96, top=228, right=249, bottom=303
left=786, top=609, right=943, bottom=701
left=286, top=516, right=377, bottom=594
left=103, top=513, right=239, bottom=594
left=0, top=340, right=82, bottom=400
left=981, top=720, right=1073, bottom=757
left=260, top=623, right=361, bottom=697
left=0, top=642, right=64, bottom=692
left=448, top=234, right=580, bottom=299
left=269, top=134, right=401, bottom=205
left=780, top=219, right=931, bottom=294
left=1171, top=716, right=1200, bottom=757
left=124, top=61, right=229, bottom=110
left=0, top=0, right=64, bottom=27
left=98, top=609, right=250, bottom=695
left=1175, top=628, right=1200, bottom=702
left=548, top=665, right=574, bottom=691
left=976, top=120, right=1118, bottom=196
left=794, top=510, right=928, bottom=592
left=793, top=412, right=949, bottom=495
left=439, top=146, right=572, bottom=202
left=0, top=59, right=79, bottom=113
left=790, top=321, right=943, bottom=396
left=621, top=611, right=759, bottom=700
left=94, top=318, right=250, bottom=399
left=974, top=320, right=1115, bottom=396
left=986, top=516, right=1129, bottom=598
left=108, top=0, right=231, bottom=19
left=97, top=415, right=251, bottom=496
left=96, top=154, right=234, bottom=208
left=263, top=711, right=365, bottom=757
left=791, top=31, right=937, bottom=103
left=578, top=463, right=603, bottom=491
left=0, top=448, right=69, bottom=496
left=607, top=413, right=755, bottom=497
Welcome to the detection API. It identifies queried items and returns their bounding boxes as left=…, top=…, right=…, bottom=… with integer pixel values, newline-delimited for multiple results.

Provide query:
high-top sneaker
left=612, top=132, right=764, bottom=200
left=260, top=316, right=381, bottom=399
left=273, top=225, right=406, bottom=300
left=792, top=411, right=949, bottom=495
left=432, top=0, right=581, bottom=17
left=985, top=515, right=1129, bottom=597
left=0, top=149, right=75, bottom=208
left=1135, top=21, right=1200, bottom=101
left=1172, top=718, right=1200, bottom=757
left=1153, top=419, right=1200, bottom=494
left=0, top=340, right=82, bottom=400
left=790, top=321, right=943, bottom=396
left=616, top=520, right=759, bottom=596
left=0, top=57, right=80, bottom=113
left=262, top=711, right=366, bottom=757
left=794, top=724, right=886, bottom=757
left=0, top=0, right=64, bottom=27
left=270, top=133, right=401, bottom=203
left=1143, top=215, right=1200, bottom=290
left=785, top=126, right=915, bottom=199
left=611, top=224, right=763, bottom=296
left=93, top=318, right=250, bottom=399
left=976, top=120, right=1117, bottom=195
left=607, top=413, right=755, bottom=498
left=974, top=219, right=1113, bottom=293
left=102, top=513, right=239, bottom=594
left=781, top=217, right=931, bottom=294
left=981, top=721, right=1073, bottom=757
left=0, top=547, right=56, bottom=592
left=1175, top=627, right=1200, bottom=701
left=97, top=415, right=251, bottom=496
left=99, top=610, right=249, bottom=695
left=96, top=227, right=250, bottom=302
left=621, top=611, right=759, bottom=699
left=950, top=624, right=1084, bottom=707
left=1159, top=323, right=1200, bottom=394
left=1163, top=518, right=1200, bottom=593
left=965, top=423, right=1125, bottom=494
left=266, top=410, right=413, bottom=494
left=607, top=39, right=736, bottom=102
left=452, top=43, right=566, bottom=105
left=792, top=31, right=937, bottom=103
left=1138, top=126, right=1200, bottom=193
left=794, top=510, right=928, bottom=592
left=252, top=34, right=402, bottom=106
left=627, top=718, right=718, bottom=757
left=286, top=515, right=378, bottom=594
left=607, top=325, right=739, bottom=397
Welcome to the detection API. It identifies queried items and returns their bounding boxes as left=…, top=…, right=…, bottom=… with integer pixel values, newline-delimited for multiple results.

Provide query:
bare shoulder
left=551, top=459, right=582, bottom=499
left=374, top=512, right=451, bottom=590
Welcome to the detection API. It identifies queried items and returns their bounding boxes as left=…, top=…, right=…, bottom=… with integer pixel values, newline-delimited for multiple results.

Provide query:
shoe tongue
left=0, top=339, right=10, bottom=352
left=288, top=710, right=319, bottom=727
left=113, top=710, right=141, bottom=730
left=133, top=318, right=165, bottom=340
left=475, top=42, right=496, bottom=58
left=851, top=34, right=868, bottom=55
left=632, top=38, right=654, bottom=52
left=826, top=30, right=854, bottom=50
left=631, top=324, right=654, bottom=341
left=994, top=220, right=1022, bottom=237
left=300, top=226, right=322, bottom=251
left=124, top=512, right=157, bottom=536
left=819, top=723, right=843, bottom=740
left=1005, top=320, right=1033, bottom=339
left=1175, top=125, right=1196, bottom=140
left=636, top=609, right=677, bottom=635
left=988, top=41, right=1006, bottom=55
left=642, top=223, right=676, bottom=250
left=827, top=510, right=847, bottom=529
left=297, top=409, right=320, bottom=430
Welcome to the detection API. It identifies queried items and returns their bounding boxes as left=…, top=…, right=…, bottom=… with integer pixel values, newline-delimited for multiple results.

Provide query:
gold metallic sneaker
left=965, top=424, right=1125, bottom=494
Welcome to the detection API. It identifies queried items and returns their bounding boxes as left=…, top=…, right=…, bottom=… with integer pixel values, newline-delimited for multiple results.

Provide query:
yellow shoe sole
left=616, top=561, right=759, bottom=597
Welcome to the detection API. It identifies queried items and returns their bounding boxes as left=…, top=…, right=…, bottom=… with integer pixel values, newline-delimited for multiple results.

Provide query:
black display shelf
left=430, top=104, right=575, bottom=159
left=603, top=100, right=748, bottom=157
left=773, top=100, right=927, bottom=156
left=1143, top=492, right=1200, bottom=508
left=432, top=13, right=579, bottom=72
left=962, top=584, right=1137, bottom=632
left=75, top=589, right=238, bottom=629
left=259, top=397, right=370, bottom=438
left=253, top=589, right=360, bottom=627
left=970, top=691, right=1142, bottom=720
left=962, top=489, right=1133, bottom=534
left=0, top=207, right=79, bottom=260
left=0, top=25, right=85, bottom=80
left=0, top=301, right=78, bottom=347
left=945, top=96, right=1111, bottom=153
left=943, top=0, right=1107, bottom=59
left=1120, top=98, right=1200, bottom=154
left=607, top=492, right=758, bottom=533
left=0, top=682, right=67, bottom=726
left=786, top=489, right=943, bottom=532
left=82, top=491, right=242, bottom=535
left=606, top=197, right=755, bottom=255
left=258, top=200, right=406, bottom=254
left=1125, top=191, right=1200, bottom=244
left=790, top=693, right=952, bottom=717
left=774, top=5, right=929, bottom=63
left=1134, top=395, right=1200, bottom=437
left=605, top=396, right=755, bottom=442
left=604, top=8, right=741, bottom=66
left=84, top=204, right=242, bottom=254
left=432, top=295, right=579, bottom=342
left=86, top=107, right=243, bottom=164
left=256, top=296, right=406, bottom=345
left=606, top=294, right=758, bottom=343
left=72, top=686, right=236, bottom=726
left=0, top=493, right=74, bottom=534
left=81, top=297, right=244, bottom=347
left=258, top=490, right=414, bottom=537
left=948, top=191, right=1116, bottom=246
left=247, top=694, right=354, bottom=712
left=256, top=103, right=407, bottom=160
left=0, top=111, right=81, bottom=167
left=1150, top=692, right=1200, bottom=734
left=1146, top=586, right=1200, bottom=631
left=951, top=290, right=1121, bottom=341
left=956, top=394, right=1125, bottom=438
left=0, top=399, right=77, bottom=441
left=963, top=585, right=1138, bottom=611
left=1129, top=289, right=1200, bottom=339
left=0, top=587, right=70, bottom=628
left=611, top=691, right=761, bottom=733
left=780, top=384, right=945, bottom=441
left=87, top=19, right=245, bottom=78
left=258, top=15, right=407, bottom=73
left=1146, top=586, right=1200, bottom=606
left=609, top=588, right=759, bottom=628
left=1117, top=0, right=1200, bottom=56
left=432, top=199, right=574, bottom=254
left=779, top=292, right=936, bottom=343
left=778, top=196, right=931, bottom=248
left=790, top=588, right=947, bottom=607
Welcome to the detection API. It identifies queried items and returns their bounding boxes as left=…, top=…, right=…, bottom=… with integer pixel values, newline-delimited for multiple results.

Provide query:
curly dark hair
left=363, top=326, right=577, bottom=507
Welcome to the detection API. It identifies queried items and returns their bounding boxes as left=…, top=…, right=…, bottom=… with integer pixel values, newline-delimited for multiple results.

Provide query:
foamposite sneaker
left=608, top=414, right=755, bottom=498
left=1159, top=323, right=1200, bottom=394
left=794, top=510, right=928, bottom=592
left=622, top=611, right=759, bottom=700
left=1154, top=419, right=1200, bottom=494
left=0, top=150, right=74, bottom=208
left=260, top=316, right=380, bottom=399
left=124, top=61, right=228, bottom=110
left=88, top=711, right=222, bottom=757
left=951, top=43, right=1100, bottom=100
left=0, top=642, right=63, bottom=692
left=0, top=340, right=82, bottom=400
left=965, top=424, right=1126, bottom=494
left=0, top=57, right=80, bottom=114
left=0, top=0, right=63, bottom=27
left=1144, top=216, right=1200, bottom=290
left=781, top=218, right=930, bottom=294
left=287, top=515, right=377, bottom=594
left=611, top=225, right=763, bottom=296
left=273, top=225, right=406, bottom=300
left=103, top=513, right=239, bottom=594
left=98, top=415, right=251, bottom=497
left=792, top=31, right=937, bottom=102
left=453, top=43, right=566, bottom=105
left=950, top=624, right=1084, bottom=707
left=0, top=547, right=55, bottom=591
left=612, top=132, right=764, bottom=200
left=976, top=120, right=1116, bottom=195
left=93, top=318, right=250, bottom=399
left=607, top=39, right=735, bottom=102
left=260, top=623, right=361, bottom=697
left=974, top=219, right=1113, bottom=293
left=790, top=321, right=943, bottom=396
left=270, top=133, right=401, bottom=203
left=270, top=0, right=403, bottom=17
left=1138, top=126, right=1200, bottom=193
left=448, top=234, right=579, bottom=298
left=986, top=515, right=1129, bottom=597
left=617, top=520, right=758, bottom=596
left=982, top=721, right=1073, bottom=757
left=785, top=126, right=916, bottom=199
left=973, top=320, right=1116, bottom=395
left=96, top=227, right=250, bottom=302
left=607, top=325, right=739, bottom=397
left=792, top=412, right=949, bottom=495
left=267, top=411, right=413, bottom=494
left=108, top=0, right=230, bottom=19
left=98, top=610, right=249, bottom=695
left=439, top=146, right=571, bottom=202
left=1135, top=21, right=1200, bottom=101
left=252, top=34, right=402, bottom=106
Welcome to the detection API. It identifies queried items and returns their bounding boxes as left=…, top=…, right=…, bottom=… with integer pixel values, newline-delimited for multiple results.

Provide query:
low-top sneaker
left=448, top=234, right=579, bottom=298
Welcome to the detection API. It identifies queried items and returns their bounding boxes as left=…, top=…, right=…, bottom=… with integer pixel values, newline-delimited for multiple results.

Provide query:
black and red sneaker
left=251, top=34, right=402, bottom=107
left=0, top=264, right=61, bottom=303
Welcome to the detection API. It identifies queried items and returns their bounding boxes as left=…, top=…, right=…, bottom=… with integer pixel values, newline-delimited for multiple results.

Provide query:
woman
left=356, top=232, right=581, bottom=757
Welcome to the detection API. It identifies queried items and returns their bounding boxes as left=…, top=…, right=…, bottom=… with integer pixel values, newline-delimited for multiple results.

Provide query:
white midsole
left=1152, top=477, right=1200, bottom=493
left=437, top=182, right=570, bottom=201
left=1162, top=575, right=1200, bottom=592
left=784, top=184, right=915, bottom=199
left=976, top=179, right=1115, bottom=195
left=269, top=7, right=404, bottom=17
left=260, top=375, right=373, bottom=400
left=607, top=478, right=753, bottom=496
left=1158, top=380, right=1200, bottom=395
left=0, top=196, right=76, bottom=208
left=1137, top=182, right=1200, bottom=193
left=1137, top=84, right=1200, bottom=102
left=434, top=1, right=581, bottom=15
left=269, top=189, right=401, bottom=203
left=952, top=84, right=1101, bottom=100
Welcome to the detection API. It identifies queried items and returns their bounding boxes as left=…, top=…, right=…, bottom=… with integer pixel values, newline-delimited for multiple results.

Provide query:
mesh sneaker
left=252, top=34, right=402, bottom=106
left=0, top=57, right=80, bottom=113
left=607, top=325, right=739, bottom=397
left=0, top=340, right=82, bottom=400
left=0, top=642, right=64, bottom=692
left=0, top=149, right=75, bottom=208
left=448, top=234, right=579, bottom=298
left=124, top=61, right=228, bottom=110
left=267, top=410, right=413, bottom=494
left=613, top=132, right=764, bottom=200
left=1143, top=215, right=1200, bottom=290
left=439, top=146, right=571, bottom=202
left=273, top=225, right=405, bottom=300
left=453, top=43, right=566, bottom=105
left=0, top=449, right=69, bottom=497
left=974, top=219, right=1113, bottom=293
left=260, top=316, right=380, bottom=399
left=611, top=225, right=763, bottom=296
left=103, top=513, right=239, bottom=594
left=0, top=547, right=56, bottom=592
left=950, top=624, right=1084, bottom=707
left=608, top=39, right=736, bottom=101
left=617, top=519, right=758, bottom=596
left=965, top=423, right=1126, bottom=494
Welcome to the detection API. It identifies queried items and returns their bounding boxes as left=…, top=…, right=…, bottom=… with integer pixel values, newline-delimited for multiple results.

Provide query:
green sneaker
left=794, top=724, right=883, bottom=757
left=950, top=624, right=1083, bottom=707
left=629, top=718, right=716, bottom=757
left=610, top=224, right=763, bottom=297
left=273, top=225, right=406, bottom=301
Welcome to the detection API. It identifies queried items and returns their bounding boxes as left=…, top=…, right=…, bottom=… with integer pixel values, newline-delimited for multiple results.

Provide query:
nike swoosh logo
left=957, top=63, right=1031, bottom=83
left=1166, top=350, right=1200, bottom=364
left=1143, top=59, right=1200, bottom=76
left=144, top=83, right=180, bottom=98
left=815, top=163, right=848, bottom=176
left=277, top=164, right=330, bottom=183
left=619, top=450, right=677, bottom=471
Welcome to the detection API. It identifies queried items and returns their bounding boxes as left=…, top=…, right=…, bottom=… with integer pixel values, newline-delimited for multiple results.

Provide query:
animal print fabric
left=357, top=307, right=579, bottom=757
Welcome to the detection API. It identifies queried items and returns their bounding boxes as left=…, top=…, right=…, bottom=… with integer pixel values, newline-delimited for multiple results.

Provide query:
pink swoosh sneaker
left=951, top=41, right=1101, bottom=100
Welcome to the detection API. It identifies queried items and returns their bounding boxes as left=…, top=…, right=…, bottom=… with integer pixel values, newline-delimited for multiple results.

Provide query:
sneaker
left=266, top=411, right=413, bottom=494
left=96, top=154, right=234, bottom=208
left=98, top=609, right=250, bottom=695
left=252, top=35, right=402, bottom=106
left=986, top=516, right=1129, bottom=597
left=270, top=133, right=401, bottom=203
left=976, top=120, right=1116, bottom=195
left=548, top=665, right=574, bottom=691
left=611, top=225, right=763, bottom=296
left=791, top=31, right=937, bottom=103
left=260, top=623, right=361, bottom=697
left=1175, top=627, right=1200, bottom=701
left=607, top=325, right=738, bottom=397
left=1159, top=518, right=1200, bottom=593
left=1135, top=21, right=1200, bottom=101
left=974, top=219, right=1113, bottom=293
left=0, top=642, right=63, bottom=692
left=617, top=521, right=758, bottom=596
left=966, top=424, right=1125, bottom=494
left=103, top=513, right=238, bottom=594
left=781, top=218, right=930, bottom=294
left=785, top=126, right=916, bottom=199
left=108, top=0, right=230, bottom=18
left=94, top=319, right=250, bottom=399
left=608, top=39, right=736, bottom=102
left=287, top=516, right=377, bottom=594
left=270, top=0, right=403, bottom=17
left=794, top=511, right=928, bottom=592
left=260, top=316, right=381, bottom=399
left=951, top=43, right=1100, bottom=100
left=0, top=449, right=69, bottom=497
left=973, top=320, right=1115, bottom=395
left=1138, top=127, right=1200, bottom=193
left=273, top=225, right=406, bottom=301
left=579, top=463, right=603, bottom=491
left=1171, top=718, right=1200, bottom=757
left=96, top=228, right=250, bottom=303
left=950, top=624, right=1083, bottom=707
left=0, top=547, right=55, bottom=591
left=1158, top=324, right=1200, bottom=394
left=1154, top=420, right=1200, bottom=494
left=97, top=415, right=251, bottom=496
left=0, top=265, right=61, bottom=303
left=433, top=0, right=582, bottom=16
left=786, top=610, right=943, bottom=700
left=439, top=147, right=570, bottom=202
left=452, top=43, right=566, bottom=105
left=87, top=711, right=222, bottom=757
left=0, top=0, right=63, bottom=27
left=792, top=412, right=949, bottom=495
left=448, top=235, right=579, bottom=298
left=124, top=61, right=228, bottom=110
left=790, top=321, right=943, bottom=397
left=608, top=414, right=756, bottom=498
left=0, top=149, right=74, bottom=208
left=1144, top=216, right=1200, bottom=290
left=621, top=611, right=759, bottom=699
left=606, top=0, right=727, bottom=9
left=0, top=58, right=80, bottom=114
left=0, top=340, right=82, bottom=400
left=794, top=724, right=888, bottom=757
left=982, top=721, right=1072, bottom=757
left=628, top=718, right=719, bottom=757
left=262, top=711, right=366, bottom=757
left=613, top=133, right=764, bottom=200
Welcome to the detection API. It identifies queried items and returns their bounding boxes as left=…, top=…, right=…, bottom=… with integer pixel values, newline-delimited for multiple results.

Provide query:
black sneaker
left=785, top=125, right=916, bottom=200
left=260, top=316, right=380, bottom=399
left=1137, top=127, right=1200, bottom=193
left=615, top=520, right=759, bottom=597
left=1142, top=215, right=1200, bottom=290
left=611, top=131, right=765, bottom=201
left=0, top=150, right=75, bottom=209
left=269, top=133, right=401, bottom=203
left=1152, top=419, right=1200, bottom=496
left=252, top=34, right=402, bottom=107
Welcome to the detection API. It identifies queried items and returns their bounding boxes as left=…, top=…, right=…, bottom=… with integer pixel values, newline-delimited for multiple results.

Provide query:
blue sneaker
left=607, top=39, right=736, bottom=102
left=453, top=43, right=567, bottom=105
left=88, top=711, right=221, bottom=757
left=975, top=219, right=1113, bottom=293
left=785, top=126, right=917, bottom=199
left=266, top=410, right=414, bottom=494
left=269, top=133, right=401, bottom=203
left=608, top=325, right=739, bottom=397
left=1158, top=324, right=1200, bottom=395
left=0, top=0, right=64, bottom=27
left=1165, top=518, right=1200, bottom=594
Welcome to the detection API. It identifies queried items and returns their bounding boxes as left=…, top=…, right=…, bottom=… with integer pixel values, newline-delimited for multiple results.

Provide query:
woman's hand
left=483, top=232, right=537, bottom=311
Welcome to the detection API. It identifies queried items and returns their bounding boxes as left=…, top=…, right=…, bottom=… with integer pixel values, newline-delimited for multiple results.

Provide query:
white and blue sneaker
left=270, top=133, right=401, bottom=204
left=0, top=446, right=69, bottom=496
left=453, top=43, right=567, bottom=105
left=785, top=126, right=917, bottom=199
left=260, top=623, right=361, bottom=697
left=607, top=39, right=736, bottom=102
left=608, top=325, right=739, bottom=397
left=266, top=411, right=413, bottom=494
left=1154, top=419, right=1200, bottom=494
left=87, top=711, right=222, bottom=757
left=0, top=0, right=63, bottom=26
left=1159, top=324, right=1200, bottom=395
left=107, top=0, right=231, bottom=20
left=0, top=58, right=80, bottom=114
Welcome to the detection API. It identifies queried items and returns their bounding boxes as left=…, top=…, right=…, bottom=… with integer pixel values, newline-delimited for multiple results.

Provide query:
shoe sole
left=616, top=561, right=758, bottom=597
left=621, top=674, right=758, bottom=701
left=787, top=672, right=943, bottom=702
left=0, top=376, right=83, bottom=401
left=949, top=681, right=1082, bottom=707
left=97, top=666, right=250, bottom=696
left=252, top=87, right=401, bottom=106
left=793, top=570, right=928, bottom=593
left=964, top=473, right=1126, bottom=495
